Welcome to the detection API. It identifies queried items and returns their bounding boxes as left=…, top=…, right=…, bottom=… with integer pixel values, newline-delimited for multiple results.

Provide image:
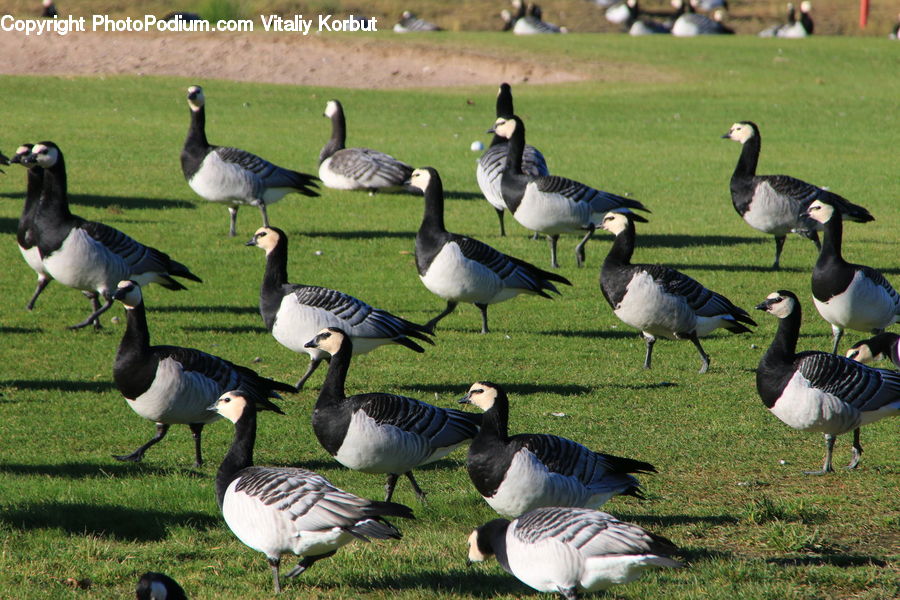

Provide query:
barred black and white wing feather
left=452, top=235, right=567, bottom=297
left=478, top=143, right=548, bottom=216
left=213, top=146, right=318, bottom=199
left=795, top=353, right=900, bottom=414
left=532, top=175, right=646, bottom=216
left=324, top=148, right=413, bottom=190
left=355, top=393, right=482, bottom=449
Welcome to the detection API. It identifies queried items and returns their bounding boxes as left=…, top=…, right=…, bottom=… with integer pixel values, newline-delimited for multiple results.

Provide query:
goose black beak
left=303, top=338, right=317, bottom=349
left=721, top=132, right=732, bottom=139
left=458, top=395, right=472, bottom=405
left=754, top=299, right=774, bottom=311
left=846, top=349, right=860, bottom=360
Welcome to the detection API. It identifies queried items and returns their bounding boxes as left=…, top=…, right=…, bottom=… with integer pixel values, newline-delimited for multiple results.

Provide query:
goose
left=755, top=290, right=900, bottom=474
left=318, top=99, right=413, bottom=193
left=303, top=327, right=481, bottom=502
left=111, top=280, right=295, bottom=467
left=891, top=13, right=900, bottom=40
left=770, top=1, right=813, bottom=37
left=759, top=2, right=796, bottom=37
left=459, top=381, right=655, bottom=518
left=847, top=333, right=900, bottom=368
left=211, top=390, right=414, bottom=594
left=625, top=0, right=672, bottom=35
left=467, top=506, right=682, bottom=599
left=246, top=226, right=432, bottom=388
left=393, top=10, right=442, bottom=32
left=513, top=3, right=566, bottom=34
left=670, top=0, right=732, bottom=35
left=40, top=0, right=58, bottom=18
left=409, top=167, right=571, bottom=334
left=600, top=211, right=756, bottom=374
left=135, top=572, right=187, bottom=600
left=476, top=83, right=550, bottom=237
left=22, top=142, right=202, bottom=329
left=803, top=197, right=895, bottom=354
left=180, top=85, right=319, bottom=237
left=500, top=2, right=526, bottom=31
left=605, top=1, right=633, bottom=26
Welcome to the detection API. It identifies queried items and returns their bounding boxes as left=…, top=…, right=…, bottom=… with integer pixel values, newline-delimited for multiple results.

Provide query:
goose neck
left=216, top=405, right=256, bottom=508
left=733, top=134, right=760, bottom=179
left=186, top=105, right=209, bottom=150
left=420, top=177, right=447, bottom=234
left=818, top=212, right=844, bottom=264
left=765, top=305, right=801, bottom=362
left=319, top=337, right=353, bottom=404
left=505, top=124, right=526, bottom=174
left=320, top=106, right=346, bottom=164
left=262, top=237, right=290, bottom=291
left=606, top=222, right=636, bottom=266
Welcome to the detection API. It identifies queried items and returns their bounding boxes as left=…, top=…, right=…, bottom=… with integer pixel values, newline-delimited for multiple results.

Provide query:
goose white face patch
left=846, top=344, right=876, bottom=364
left=800, top=1, right=811, bottom=12
left=32, top=144, right=59, bottom=168
left=492, top=118, right=516, bottom=140
left=804, top=200, right=833, bottom=224
left=726, top=122, right=754, bottom=144
left=251, top=227, right=279, bottom=253
left=467, top=530, right=487, bottom=562
left=187, top=85, right=205, bottom=111
left=766, top=292, right=795, bottom=318
left=215, top=392, right=248, bottom=424
left=115, top=280, right=143, bottom=309
left=315, top=328, right=345, bottom=356
left=601, top=212, right=629, bottom=235
left=324, top=100, right=339, bottom=118
left=465, top=383, right=498, bottom=411
left=408, top=168, right=431, bottom=192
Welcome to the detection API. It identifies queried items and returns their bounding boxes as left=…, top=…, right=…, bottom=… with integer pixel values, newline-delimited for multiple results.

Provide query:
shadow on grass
left=345, top=569, right=524, bottom=597
left=667, top=263, right=806, bottom=273
left=397, top=383, right=592, bottom=397
left=68, top=194, right=195, bottom=211
left=0, top=217, right=16, bottom=234
left=2, top=379, right=116, bottom=393
left=614, top=513, right=740, bottom=528
left=300, top=230, right=415, bottom=240
left=445, top=190, right=485, bottom=201
left=150, top=305, right=258, bottom=315
left=0, top=326, right=42, bottom=334
left=0, top=461, right=198, bottom=479
left=635, top=234, right=768, bottom=249
left=182, top=325, right=267, bottom=335
left=542, top=329, right=638, bottom=340
left=766, top=555, right=889, bottom=568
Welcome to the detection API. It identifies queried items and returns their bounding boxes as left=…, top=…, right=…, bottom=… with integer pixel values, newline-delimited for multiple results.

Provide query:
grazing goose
left=111, top=280, right=295, bottom=467
left=468, top=506, right=682, bottom=599
left=624, top=0, right=672, bottom=35
left=460, top=382, right=655, bottom=518
left=11, top=144, right=55, bottom=311
left=759, top=2, right=796, bottom=37
left=318, top=99, right=413, bottom=193
left=513, top=3, right=566, bottom=34
left=212, top=390, right=414, bottom=594
left=304, top=327, right=481, bottom=502
left=847, top=333, right=900, bottom=368
left=135, top=572, right=187, bottom=600
left=247, top=226, right=432, bottom=388
left=23, top=142, right=202, bottom=329
left=600, top=211, right=755, bottom=373
left=756, top=290, right=900, bottom=474
left=393, top=10, right=442, bottom=32
left=670, top=0, right=732, bottom=35
left=409, top=167, right=571, bottom=334
left=493, top=116, right=648, bottom=268
left=181, top=85, right=319, bottom=236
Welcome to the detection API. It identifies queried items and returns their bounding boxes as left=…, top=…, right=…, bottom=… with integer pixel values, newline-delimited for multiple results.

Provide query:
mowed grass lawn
left=0, top=34, right=897, bottom=599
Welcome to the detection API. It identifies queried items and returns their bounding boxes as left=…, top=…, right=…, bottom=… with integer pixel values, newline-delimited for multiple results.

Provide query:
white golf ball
left=470, top=140, right=484, bottom=151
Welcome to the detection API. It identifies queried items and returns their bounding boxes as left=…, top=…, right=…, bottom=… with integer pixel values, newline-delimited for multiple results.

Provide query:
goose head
left=245, top=226, right=285, bottom=254
left=209, top=390, right=284, bottom=422
left=466, top=518, right=510, bottom=564
left=754, top=290, right=798, bottom=319
left=22, top=141, right=61, bottom=168
left=458, top=381, right=502, bottom=411
left=722, top=121, right=758, bottom=144
left=186, top=85, right=205, bottom=112
left=112, top=280, right=143, bottom=310
left=303, top=327, right=348, bottom=357
left=846, top=333, right=898, bottom=364
left=488, top=116, right=520, bottom=140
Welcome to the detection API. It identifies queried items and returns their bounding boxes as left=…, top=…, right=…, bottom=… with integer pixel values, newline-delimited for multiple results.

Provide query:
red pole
left=860, top=0, right=869, bottom=28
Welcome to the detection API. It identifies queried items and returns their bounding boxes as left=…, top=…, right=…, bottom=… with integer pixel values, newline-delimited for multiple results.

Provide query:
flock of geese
left=6, top=81, right=898, bottom=599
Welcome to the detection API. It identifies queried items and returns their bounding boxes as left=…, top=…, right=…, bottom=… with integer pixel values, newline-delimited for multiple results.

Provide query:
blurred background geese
left=304, top=328, right=481, bottom=502
left=211, top=390, right=414, bottom=594
left=756, top=290, right=900, bottom=474
left=460, top=381, right=655, bottom=518
left=847, top=333, right=900, bottom=368
left=467, top=506, right=682, bottom=599
left=181, top=85, right=319, bottom=236
left=11, top=144, right=55, bottom=311
left=409, top=167, right=571, bottom=334
left=671, top=0, right=732, bottom=35
left=759, top=2, right=795, bottom=37
left=393, top=10, right=442, bottom=32
left=135, top=572, right=187, bottom=600
left=622, top=0, right=672, bottom=35
left=600, top=211, right=755, bottom=374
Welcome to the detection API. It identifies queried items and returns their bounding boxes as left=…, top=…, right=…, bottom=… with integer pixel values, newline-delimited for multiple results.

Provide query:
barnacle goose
left=135, top=572, right=187, bottom=600
left=670, top=0, right=732, bottom=36
left=476, top=83, right=550, bottom=237
left=41, top=0, right=58, bottom=18
left=891, top=13, right=900, bottom=40
left=247, top=226, right=432, bottom=388
left=756, top=290, right=900, bottom=474
left=111, top=281, right=295, bottom=467
left=513, top=3, right=566, bottom=34
left=803, top=197, right=895, bottom=354
left=493, top=116, right=648, bottom=268
left=23, top=142, right=202, bottom=329
left=769, top=1, right=812, bottom=37
left=212, top=390, right=414, bottom=594
left=624, top=0, right=672, bottom=35
left=409, top=167, right=571, bottom=334
left=460, top=382, right=655, bottom=518
left=759, top=2, right=796, bottom=37
left=847, top=333, right=900, bottom=368
left=181, top=85, right=319, bottom=237
left=600, top=211, right=756, bottom=374
left=393, top=10, right=442, bottom=32
left=468, top=506, right=682, bottom=598
left=11, top=144, right=55, bottom=311
left=304, top=327, right=481, bottom=502
left=318, top=99, right=413, bottom=193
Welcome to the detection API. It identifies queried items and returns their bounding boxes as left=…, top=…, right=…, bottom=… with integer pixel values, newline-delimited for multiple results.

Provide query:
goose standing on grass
left=409, top=167, right=571, bottom=334
left=459, top=382, right=655, bottom=518
left=11, top=144, right=55, bottom=311
left=212, top=390, right=414, bottom=594
left=247, top=226, right=432, bottom=388
left=771, top=1, right=813, bottom=37
left=135, top=572, right=187, bottom=600
left=755, top=290, right=900, bottom=474
left=759, top=2, right=795, bottom=37
left=304, top=327, right=481, bottom=502
left=393, top=10, right=442, bottom=32
left=847, top=333, right=900, bottom=368
left=181, top=85, right=319, bottom=237
left=111, top=280, right=295, bottom=467
left=23, top=142, right=202, bottom=329
left=600, top=211, right=756, bottom=374
left=670, top=0, right=732, bottom=35
left=624, top=0, right=672, bottom=35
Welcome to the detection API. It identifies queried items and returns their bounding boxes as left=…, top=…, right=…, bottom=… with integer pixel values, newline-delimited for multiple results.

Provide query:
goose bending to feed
left=304, top=327, right=481, bottom=502
left=468, top=506, right=682, bottom=599
left=135, top=572, right=187, bottom=600
left=460, top=381, right=655, bottom=518
left=393, top=10, right=442, bottom=32
left=212, top=390, right=414, bottom=594
left=181, top=85, right=319, bottom=236
left=847, top=333, right=900, bottom=368
left=600, top=211, right=755, bottom=374
left=409, top=167, right=571, bottom=334
left=492, top=116, right=648, bottom=268
left=247, top=226, right=432, bottom=388
left=111, top=281, right=295, bottom=467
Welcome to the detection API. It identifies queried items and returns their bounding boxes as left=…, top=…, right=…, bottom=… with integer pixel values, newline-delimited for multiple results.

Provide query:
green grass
left=0, top=34, right=898, bottom=599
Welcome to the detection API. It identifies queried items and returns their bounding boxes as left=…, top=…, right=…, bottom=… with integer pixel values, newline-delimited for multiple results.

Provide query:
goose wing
left=533, top=175, right=647, bottom=214
left=451, top=234, right=570, bottom=294
left=642, top=264, right=753, bottom=321
left=329, top=148, right=413, bottom=187
left=856, top=265, right=900, bottom=309
left=795, top=352, right=900, bottom=411
left=478, top=144, right=548, bottom=209
left=78, top=221, right=189, bottom=280
left=516, top=433, right=653, bottom=483
left=214, top=146, right=319, bottom=195
left=353, top=393, right=482, bottom=447
left=154, top=345, right=291, bottom=396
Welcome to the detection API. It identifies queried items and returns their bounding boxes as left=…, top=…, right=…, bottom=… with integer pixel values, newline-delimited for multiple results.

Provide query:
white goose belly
left=614, top=272, right=696, bottom=339
left=272, top=298, right=391, bottom=359
left=125, top=358, right=223, bottom=424
left=813, top=271, right=899, bottom=331
left=420, top=243, right=507, bottom=304
left=190, top=153, right=255, bottom=204
left=770, top=371, right=861, bottom=434
left=319, top=156, right=366, bottom=190
left=514, top=187, right=592, bottom=234
left=742, top=183, right=799, bottom=236
left=43, top=228, right=129, bottom=294
left=19, top=244, right=47, bottom=276
left=335, top=410, right=434, bottom=473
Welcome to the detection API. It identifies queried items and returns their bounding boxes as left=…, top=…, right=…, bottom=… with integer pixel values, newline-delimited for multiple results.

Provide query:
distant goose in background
left=756, top=290, right=900, bottom=474
left=624, top=0, right=672, bottom=35
left=409, top=167, right=571, bottom=334
left=181, top=85, right=319, bottom=237
left=11, top=144, right=55, bottom=311
left=671, top=0, right=732, bottom=35
left=23, top=142, right=202, bottom=329
left=847, top=333, right=900, bottom=368
left=318, top=99, right=414, bottom=193
left=605, top=0, right=633, bottom=26
left=467, top=506, right=682, bottom=598
left=759, top=2, right=796, bottom=37
left=41, top=0, right=58, bottom=18
left=513, top=3, right=566, bottom=34
left=111, top=281, right=295, bottom=467
left=212, top=390, right=414, bottom=594
left=500, top=1, right=527, bottom=30
left=460, top=381, right=655, bottom=518
left=767, top=1, right=813, bottom=37
left=492, top=116, right=649, bottom=268
left=135, top=572, right=187, bottom=600
left=600, top=211, right=756, bottom=374
left=891, top=13, right=900, bottom=39
left=393, top=10, right=442, bottom=32
left=694, top=0, right=728, bottom=10
left=304, top=328, right=482, bottom=502
left=247, top=226, right=432, bottom=388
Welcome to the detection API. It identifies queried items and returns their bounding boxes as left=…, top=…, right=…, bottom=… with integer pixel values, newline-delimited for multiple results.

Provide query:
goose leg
left=258, top=201, right=270, bottom=228
left=531, top=231, right=540, bottom=241
left=642, top=334, right=656, bottom=370
left=772, top=235, right=786, bottom=270
left=384, top=473, right=400, bottom=502
left=113, top=423, right=170, bottom=462
left=475, top=303, right=490, bottom=334
left=425, top=301, right=458, bottom=333
left=267, top=556, right=282, bottom=594
left=805, top=434, right=836, bottom=475
left=495, top=208, right=506, bottom=237
left=284, top=551, right=337, bottom=579
left=830, top=325, right=843, bottom=354
left=574, top=224, right=595, bottom=268
left=295, top=358, right=323, bottom=390
left=846, top=428, right=863, bottom=470
left=557, top=586, right=579, bottom=600
left=228, top=206, right=238, bottom=237
left=547, top=235, right=560, bottom=268
left=405, top=471, right=427, bottom=503
left=688, top=333, right=711, bottom=374
left=25, top=276, right=51, bottom=311
left=188, top=423, right=205, bottom=467
left=69, top=295, right=114, bottom=330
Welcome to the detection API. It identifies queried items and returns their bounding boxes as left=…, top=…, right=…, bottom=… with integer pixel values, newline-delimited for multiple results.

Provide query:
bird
left=623, top=0, right=672, bottom=35
left=847, top=333, right=900, bottom=368
left=476, top=83, right=550, bottom=237
left=408, top=167, right=571, bottom=334
left=670, top=0, right=732, bottom=36
left=22, top=142, right=202, bottom=329
left=318, top=99, right=413, bottom=193
left=246, top=226, right=432, bottom=389
left=756, top=290, right=900, bottom=474
left=769, top=1, right=813, bottom=37
left=803, top=196, right=895, bottom=354
left=393, top=10, right=442, bottom=32
left=467, top=506, right=682, bottom=599
left=180, top=85, right=319, bottom=237
left=500, top=1, right=526, bottom=31
left=303, top=327, right=482, bottom=502
left=600, top=211, right=756, bottom=374
left=759, top=2, right=796, bottom=37
left=891, top=12, right=900, bottom=40
left=513, top=2, right=566, bottom=34
left=211, top=390, right=414, bottom=594
left=459, top=381, right=655, bottom=518
left=135, top=572, right=187, bottom=600
left=605, top=1, right=633, bottom=26
left=111, top=280, right=295, bottom=467
left=40, top=0, right=58, bottom=18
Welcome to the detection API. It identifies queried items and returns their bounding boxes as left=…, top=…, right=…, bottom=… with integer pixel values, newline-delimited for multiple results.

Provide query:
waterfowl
left=393, top=10, right=442, bottom=32
left=671, top=0, right=732, bottom=35
left=759, top=2, right=796, bottom=37
left=513, top=2, right=566, bottom=33
left=847, top=333, right=900, bottom=368
left=624, top=0, right=672, bottom=35
left=135, top=572, right=187, bottom=600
